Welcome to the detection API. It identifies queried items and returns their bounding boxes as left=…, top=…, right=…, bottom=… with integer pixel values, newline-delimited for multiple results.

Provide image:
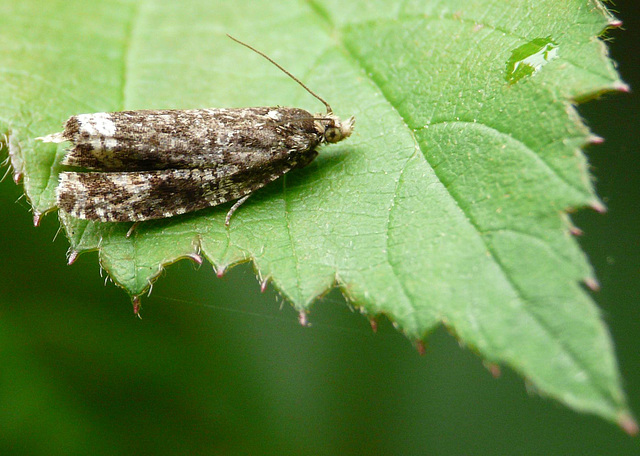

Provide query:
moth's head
left=319, top=114, right=355, bottom=144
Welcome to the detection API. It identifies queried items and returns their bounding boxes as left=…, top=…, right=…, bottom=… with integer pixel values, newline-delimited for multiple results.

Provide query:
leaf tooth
left=569, top=226, right=583, bottom=236
left=186, top=253, right=203, bottom=265
left=369, top=318, right=378, bottom=333
left=584, top=277, right=601, bottom=292
left=33, top=211, right=42, bottom=227
left=590, top=200, right=607, bottom=213
left=483, top=361, right=502, bottom=378
left=587, top=134, right=604, bottom=145
left=132, top=295, right=142, bottom=317
left=260, top=276, right=271, bottom=293
left=618, top=413, right=639, bottom=436
left=215, top=265, right=227, bottom=278
left=67, top=250, right=79, bottom=265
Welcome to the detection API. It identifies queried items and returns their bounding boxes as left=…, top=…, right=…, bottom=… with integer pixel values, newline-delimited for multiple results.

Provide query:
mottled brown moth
left=38, top=35, right=354, bottom=227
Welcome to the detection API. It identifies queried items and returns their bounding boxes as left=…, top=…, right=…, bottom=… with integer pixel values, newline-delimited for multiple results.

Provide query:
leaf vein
left=424, top=120, right=588, bottom=199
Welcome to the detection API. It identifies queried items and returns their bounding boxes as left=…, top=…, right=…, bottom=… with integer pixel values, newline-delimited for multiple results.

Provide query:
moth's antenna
left=227, top=34, right=333, bottom=114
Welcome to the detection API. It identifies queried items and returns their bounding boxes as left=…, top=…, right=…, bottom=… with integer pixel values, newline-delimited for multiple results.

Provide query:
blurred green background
left=1, top=2, right=638, bottom=455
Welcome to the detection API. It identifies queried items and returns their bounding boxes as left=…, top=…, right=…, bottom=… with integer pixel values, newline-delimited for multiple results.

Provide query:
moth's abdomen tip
left=36, top=132, right=67, bottom=143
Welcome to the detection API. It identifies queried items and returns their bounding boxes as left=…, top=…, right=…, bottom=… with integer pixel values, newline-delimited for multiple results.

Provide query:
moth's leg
left=126, top=222, right=140, bottom=238
left=225, top=194, right=251, bottom=226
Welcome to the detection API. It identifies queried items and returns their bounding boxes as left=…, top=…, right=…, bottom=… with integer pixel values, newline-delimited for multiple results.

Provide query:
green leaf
left=1, top=0, right=634, bottom=427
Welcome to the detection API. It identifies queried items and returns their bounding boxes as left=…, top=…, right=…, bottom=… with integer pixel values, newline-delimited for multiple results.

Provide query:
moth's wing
left=58, top=108, right=318, bottom=171
left=57, top=163, right=293, bottom=222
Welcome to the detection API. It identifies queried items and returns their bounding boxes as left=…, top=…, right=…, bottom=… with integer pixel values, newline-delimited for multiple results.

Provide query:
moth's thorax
left=315, top=113, right=355, bottom=144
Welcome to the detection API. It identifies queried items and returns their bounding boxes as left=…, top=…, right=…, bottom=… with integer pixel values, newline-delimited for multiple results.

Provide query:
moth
left=38, top=35, right=354, bottom=228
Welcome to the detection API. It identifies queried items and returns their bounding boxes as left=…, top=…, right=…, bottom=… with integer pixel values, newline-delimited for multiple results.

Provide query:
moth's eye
left=324, top=126, right=341, bottom=143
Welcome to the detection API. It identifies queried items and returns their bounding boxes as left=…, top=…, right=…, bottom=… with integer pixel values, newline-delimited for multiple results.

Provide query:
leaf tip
left=415, top=340, right=427, bottom=356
